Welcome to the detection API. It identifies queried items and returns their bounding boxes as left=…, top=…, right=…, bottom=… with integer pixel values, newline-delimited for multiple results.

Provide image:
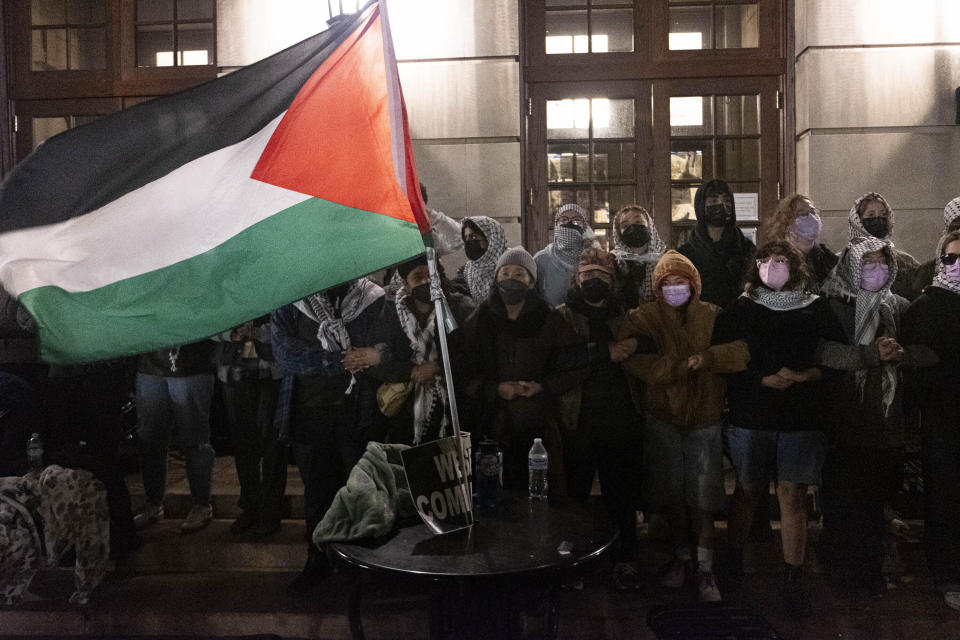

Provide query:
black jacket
left=714, top=295, right=845, bottom=431
left=677, top=180, right=755, bottom=308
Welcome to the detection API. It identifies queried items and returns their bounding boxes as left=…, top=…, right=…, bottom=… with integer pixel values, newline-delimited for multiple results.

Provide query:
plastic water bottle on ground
left=27, top=432, right=44, bottom=472
left=528, top=438, right=548, bottom=500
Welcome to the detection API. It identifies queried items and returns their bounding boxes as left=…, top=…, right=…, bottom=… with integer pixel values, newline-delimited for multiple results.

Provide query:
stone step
left=131, top=519, right=308, bottom=572
left=2, top=569, right=431, bottom=639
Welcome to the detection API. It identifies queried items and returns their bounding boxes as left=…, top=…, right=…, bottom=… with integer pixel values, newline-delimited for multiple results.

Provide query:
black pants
left=820, top=445, right=903, bottom=581
left=222, top=378, right=286, bottom=524
left=290, top=405, right=366, bottom=558
left=44, top=367, right=137, bottom=551
left=920, top=401, right=960, bottom=590
left=564, top=405, right=642, bottom=562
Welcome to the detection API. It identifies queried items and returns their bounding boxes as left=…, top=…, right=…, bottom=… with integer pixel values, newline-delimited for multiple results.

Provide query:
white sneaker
left=698, top=570, right=722, bottom=602
left=661, top=559, right=688, bottom=589
left=133, top=503, right=164, bottom=530
left=180, top=503, right=213, bottom=534
left=944, top=591, right=960, bottom=612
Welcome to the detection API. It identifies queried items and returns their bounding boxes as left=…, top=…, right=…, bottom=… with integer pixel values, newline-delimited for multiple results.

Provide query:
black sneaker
left=287, top=557, right=331, bottom=597
left=780, top=579, right=812, bottom=617
left=230, top=513, right=258, bottom=536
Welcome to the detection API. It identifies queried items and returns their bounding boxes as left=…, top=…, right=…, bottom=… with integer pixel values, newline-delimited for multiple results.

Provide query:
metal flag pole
left=425, top=246, right=473, bottom=526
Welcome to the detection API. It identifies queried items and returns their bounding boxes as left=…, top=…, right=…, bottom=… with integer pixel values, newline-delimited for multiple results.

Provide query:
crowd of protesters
left=2, top=181, right=959, bottom=618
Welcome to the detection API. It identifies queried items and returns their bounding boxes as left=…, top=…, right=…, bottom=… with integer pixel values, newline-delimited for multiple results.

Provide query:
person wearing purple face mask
left=618, top=250, right=749, bottom=602
left=765, top=194, right=838, bottom=292
left=902, top=229, right=960, bottom=612
left=848, top=192, right=920, bottom=299
left=713, top=240, right=846, bottom=617
left=816, top=237, right=938, bottom=593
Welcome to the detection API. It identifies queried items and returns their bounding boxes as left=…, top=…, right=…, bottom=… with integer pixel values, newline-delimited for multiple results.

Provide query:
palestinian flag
left=0, top=0, right=428, bottom=365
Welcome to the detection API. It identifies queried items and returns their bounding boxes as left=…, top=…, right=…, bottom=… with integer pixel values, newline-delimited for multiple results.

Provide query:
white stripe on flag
left=0, top=112, right=310, bottom=296
left=378, top=0, right=406, bottom=192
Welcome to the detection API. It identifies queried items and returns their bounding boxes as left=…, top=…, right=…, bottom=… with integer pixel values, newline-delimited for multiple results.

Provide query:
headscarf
left=943, top=196, right=960, bottom=232
left=652, top=250, right=702, bottom=302
left=931, top=232, right=960, bottom=295
left=461, top=216, right=507, bottom=303
left=551, top=204, right=593, bottom=269
left=821, top=237, right=900, bottom=415
left=610, top=206, right=666, bottom=303
left=393, top=280, right=449, bottom=445
left=848, top=192, right=896, bottom=243
left=294, top=278, right=384, bottom=394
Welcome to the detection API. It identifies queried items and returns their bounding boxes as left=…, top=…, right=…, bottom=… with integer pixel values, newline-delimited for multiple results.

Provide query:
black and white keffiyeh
left=744, top=286, right=819, bottom=311
left=394, top=286, right=449, bottom=445
left=943, top=196, right=960, bottom=232
left=611, top=207, right=666, bottom=303
left=821, top=237, right=900, bottom=415
left=932, top=232, right=960, bottom=295
left=848, top=192, right=896, bottom=243
left=552, top=204, right=593, bottom=269
left=294, top=277, right=384, bottom=393
left=461, top=215, right=507, bottom=303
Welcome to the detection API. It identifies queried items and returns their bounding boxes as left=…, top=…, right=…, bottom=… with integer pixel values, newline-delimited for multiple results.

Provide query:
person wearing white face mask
left=816, top=237, right=938, bottom=592
left=902, top=229, right=960, bottom=612
left=765, top=194, right=838, bottom=292
left=618, top=250, right=749, bottom=602
left=713, top=240, right=846, bottom=617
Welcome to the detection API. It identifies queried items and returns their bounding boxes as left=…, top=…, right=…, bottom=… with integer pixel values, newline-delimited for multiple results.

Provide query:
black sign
left=401, top=433, right=473, bottom=535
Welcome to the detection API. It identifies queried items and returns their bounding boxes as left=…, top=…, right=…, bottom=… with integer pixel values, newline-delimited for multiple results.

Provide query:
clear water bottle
left=528, top=438, right=548, bottom=500
left=27, top=432, right=44, bottom=472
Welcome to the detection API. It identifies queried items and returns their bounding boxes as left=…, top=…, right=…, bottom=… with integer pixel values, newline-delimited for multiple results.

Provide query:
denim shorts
left=642, top=413, right=725, bottom=512
left=725, top=426, right=825, bottom=486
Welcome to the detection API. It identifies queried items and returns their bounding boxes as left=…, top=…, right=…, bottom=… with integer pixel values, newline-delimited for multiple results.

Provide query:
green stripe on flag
left=20, top=197, right=425, bottom=364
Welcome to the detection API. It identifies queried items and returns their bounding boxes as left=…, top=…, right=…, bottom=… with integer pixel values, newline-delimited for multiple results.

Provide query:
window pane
left=593, top=142, right=634, bottom=181
left=596, top=185, right=635, bottom=224
left=177, top=0, right=214, bottom=20
left=670, top=96, right=712, bottom=136
left=546, top=0, right=584, bottom=5
left=548, top=188, right=591, bottom=217
left=591, top=9, right=634, bottom=53
left=547, top=99, right=590, bottom=140
left=545, top=10, right=587, bottom=55
left=32, top=0, right=65, bottom=26
left=671, top=185, right=699, bottom=222
left=137, top=24, right=174, bottom=67
left=716, top=95, right=759, bottom=135
left=670, top=147, right=704, bottom=180
left=548, top=143, right=590, bottom=183
left=67, top=0, right=104, bottom=24
left=33, top=116, right=69, bottom=149
left=32, top=29, right=67, bottom=70
left=137, top=0, right=173, bottom=22
left=716, top=138, right=760, bottom=181
left=69, top=28, right=106, bottom=69
left=593, top=98, right=633, bottom=138
left=669, top=7, right=711, bottom=50
left=177, top=23, right=214, bottom=65
left=715, top=4, right=759, bottom=49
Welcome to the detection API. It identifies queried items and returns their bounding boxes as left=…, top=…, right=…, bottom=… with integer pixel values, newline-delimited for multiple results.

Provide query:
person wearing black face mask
left=611, top=205, right=667, bottom=308
left=452, top=216, right=507, bottom=304
left=848, top=192, right=920, bottom=300
left=678, top=179, right=755, bottom=308
left=555, top=248, right=647, bottom=591
left=460, top=247, right=588, bottom=497
left=370, top=254, right=474, bottom=446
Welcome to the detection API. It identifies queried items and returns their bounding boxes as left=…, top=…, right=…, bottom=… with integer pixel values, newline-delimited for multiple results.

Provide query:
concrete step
left=2, top=569, right=431, bottom=639
left=132, top=519, right=307, bottom=572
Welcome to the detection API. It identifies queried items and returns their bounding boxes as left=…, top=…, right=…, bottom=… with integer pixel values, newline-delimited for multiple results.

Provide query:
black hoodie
left=678, top=179, right=755, bottom=308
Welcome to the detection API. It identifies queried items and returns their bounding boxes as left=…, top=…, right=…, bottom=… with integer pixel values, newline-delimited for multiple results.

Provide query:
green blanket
left=313, top=442, right=415, bottom=544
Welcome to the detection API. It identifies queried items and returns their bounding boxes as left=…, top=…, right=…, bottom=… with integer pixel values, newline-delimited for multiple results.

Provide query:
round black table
left=330, top=494, right=617, bottom=639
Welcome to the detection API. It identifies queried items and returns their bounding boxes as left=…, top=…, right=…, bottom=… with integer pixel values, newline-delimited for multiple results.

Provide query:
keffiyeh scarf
left=821, top=237, right=900, bottom=415
left=611, top=207, right=666, bottom=303
left=395, top=287, right=449, bottom=445
left=848, top=192, right=896, bottom=244
left=462, top=216, right=507, bottom=303
left=932, top=232, right=960, bottom=295
left=295, top=278, right=384, bottom=394
left=744, top=286, right=819, bottom=311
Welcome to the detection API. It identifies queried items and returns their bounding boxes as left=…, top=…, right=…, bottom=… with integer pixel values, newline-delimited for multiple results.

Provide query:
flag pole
left=425, top=246, right=473, bottom=526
